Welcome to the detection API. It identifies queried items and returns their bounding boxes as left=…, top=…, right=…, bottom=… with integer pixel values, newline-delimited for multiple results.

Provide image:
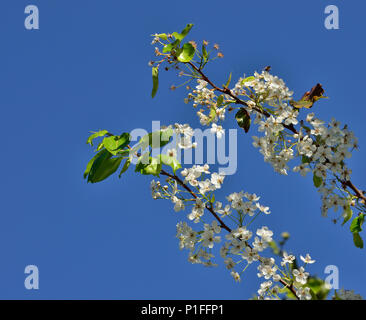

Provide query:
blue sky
left=1, top=0, right=365, bottom=299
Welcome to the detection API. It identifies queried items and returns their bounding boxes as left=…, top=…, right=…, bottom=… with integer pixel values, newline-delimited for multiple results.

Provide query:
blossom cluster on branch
left=148, top=25, right=365, bottom=248
left=83, top=23, right=364, bottom=300
left=152, top=154, right=316, bottom=299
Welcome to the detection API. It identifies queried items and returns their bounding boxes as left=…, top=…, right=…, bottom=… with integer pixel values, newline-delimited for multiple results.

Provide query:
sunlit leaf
left=224, top=72, right=232, bottom=88
left=86, top=130, right=109, bottom=146
left=103, top=133, right=130, bottom=155
left=177, top=43, right=195, bottom=62
left=139, top=127, right=173, bottom=150
left=342, top=205, right=353, bottom=226
left=240, top=76, right=255, bottom=85
left=135, top=156, right=162, bottom=177
left=209, top=106, right=217, bottom=122
left=350, top=213, right=365, bottom=233
left=157, top=33, right=168, bottom=41
left=151, top=67, right=159, bottom=98
left=210, top=194, right=215, bottom=203
left=162, top=39, right=180, bottom=53
left=202, top=44, right=208, bottom=63
left=172, top=23, right=193, bottom=41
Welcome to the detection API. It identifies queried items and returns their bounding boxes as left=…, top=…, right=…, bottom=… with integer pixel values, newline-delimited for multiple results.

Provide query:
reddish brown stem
left=345, top=180, right=366, bottom=203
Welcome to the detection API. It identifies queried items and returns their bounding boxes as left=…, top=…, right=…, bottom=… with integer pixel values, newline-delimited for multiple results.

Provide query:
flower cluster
left=149, top=149, right=315, bottom=299
left=232, top=71, right=361, bottom=221
left=83, top=28, right=366, bottom=301
left=254, top=252, right=316, bottom=300
left=149, top=27, right=364, bottom=229
left=236, top=71, right=294, bottom=104
left=185, top=68, right=362, bottom=221
left=299, top=115, right=358, bottom=218
left=186, top=80, right=227, bottom=137
left=239, top=72, right=300, bottom=175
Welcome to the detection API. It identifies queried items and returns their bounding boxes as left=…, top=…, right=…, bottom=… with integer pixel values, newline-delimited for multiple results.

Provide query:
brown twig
left=345, top=180, right=366, bottom=203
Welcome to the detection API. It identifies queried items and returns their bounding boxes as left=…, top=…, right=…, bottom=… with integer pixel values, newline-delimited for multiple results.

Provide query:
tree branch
left=185, top=61, right=365, bottom=209
left=160, top=169, right=299, bottom=299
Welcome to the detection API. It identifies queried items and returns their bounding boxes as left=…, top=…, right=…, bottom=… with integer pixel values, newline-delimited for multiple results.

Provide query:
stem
left=344, top=180, right=366, bottom=203
left=279, top=279, right=298, bottom=298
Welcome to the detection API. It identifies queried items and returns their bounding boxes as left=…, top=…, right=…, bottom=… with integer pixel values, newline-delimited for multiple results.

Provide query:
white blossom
left=300, top=254, right=315, bottom=264
left=293, top=267, right=309, bottom=285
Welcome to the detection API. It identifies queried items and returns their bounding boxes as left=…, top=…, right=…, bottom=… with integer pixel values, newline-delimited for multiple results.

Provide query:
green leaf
left=332, top=291, right=342, bottom=300
left=216, top=95, right=224, bottom=107
left=151, top=67, right=159, bottom=98
left=177, top=43, right=195, bottom=62
left=162, top=40, right=180, bottom=53
left=353, top=232, right=364, bottom=249
left=119, top=158, right=131, bottom=178
left=84, top=149, right=108, bottom=179
left=103, top=133, right=130, bottom=155
left=210, top=194, right=215, bottom=203
left=135, top=156, right=162, bottom=177
left=350, top=213, right=365, bottom=233
left=313, top=95, right=329, bottom=102
left=156, top=33, right=168, bottom=40
left=159, top=154, right=181, bottom=174
left=307, top=277, right=330, bottom=300
left=290, top=100, right=314, bottom=109
left=172, top=23, right=193, bottom=41
left=224, top=72, right=232, bottom=88
left=240, top=76, right=255, bottom=85
left=313, top=173, right=323, bottom=188
left=87, top=151, right=122, bottom=183
left=302, top=155, right=311, bottom=164
left=139, top=127, right=173, bottom=150
left=235, top=108, right=251, bottom=133
left=209, top=106, right=217, bottom=122
left=160, top=127, right=174, bottom=146
left=278, top=286, right=297, bottom=300
left=96, top=142, right=105, bottom=151
left=87, top=130, right=109, bottom=146
left=202, top=44, right=208, bottom=63
left=135, top=153, right=149, bottom=171
left=342, top=205, right=353, bottom=226
left=118, top=149, right=131, bottom=157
